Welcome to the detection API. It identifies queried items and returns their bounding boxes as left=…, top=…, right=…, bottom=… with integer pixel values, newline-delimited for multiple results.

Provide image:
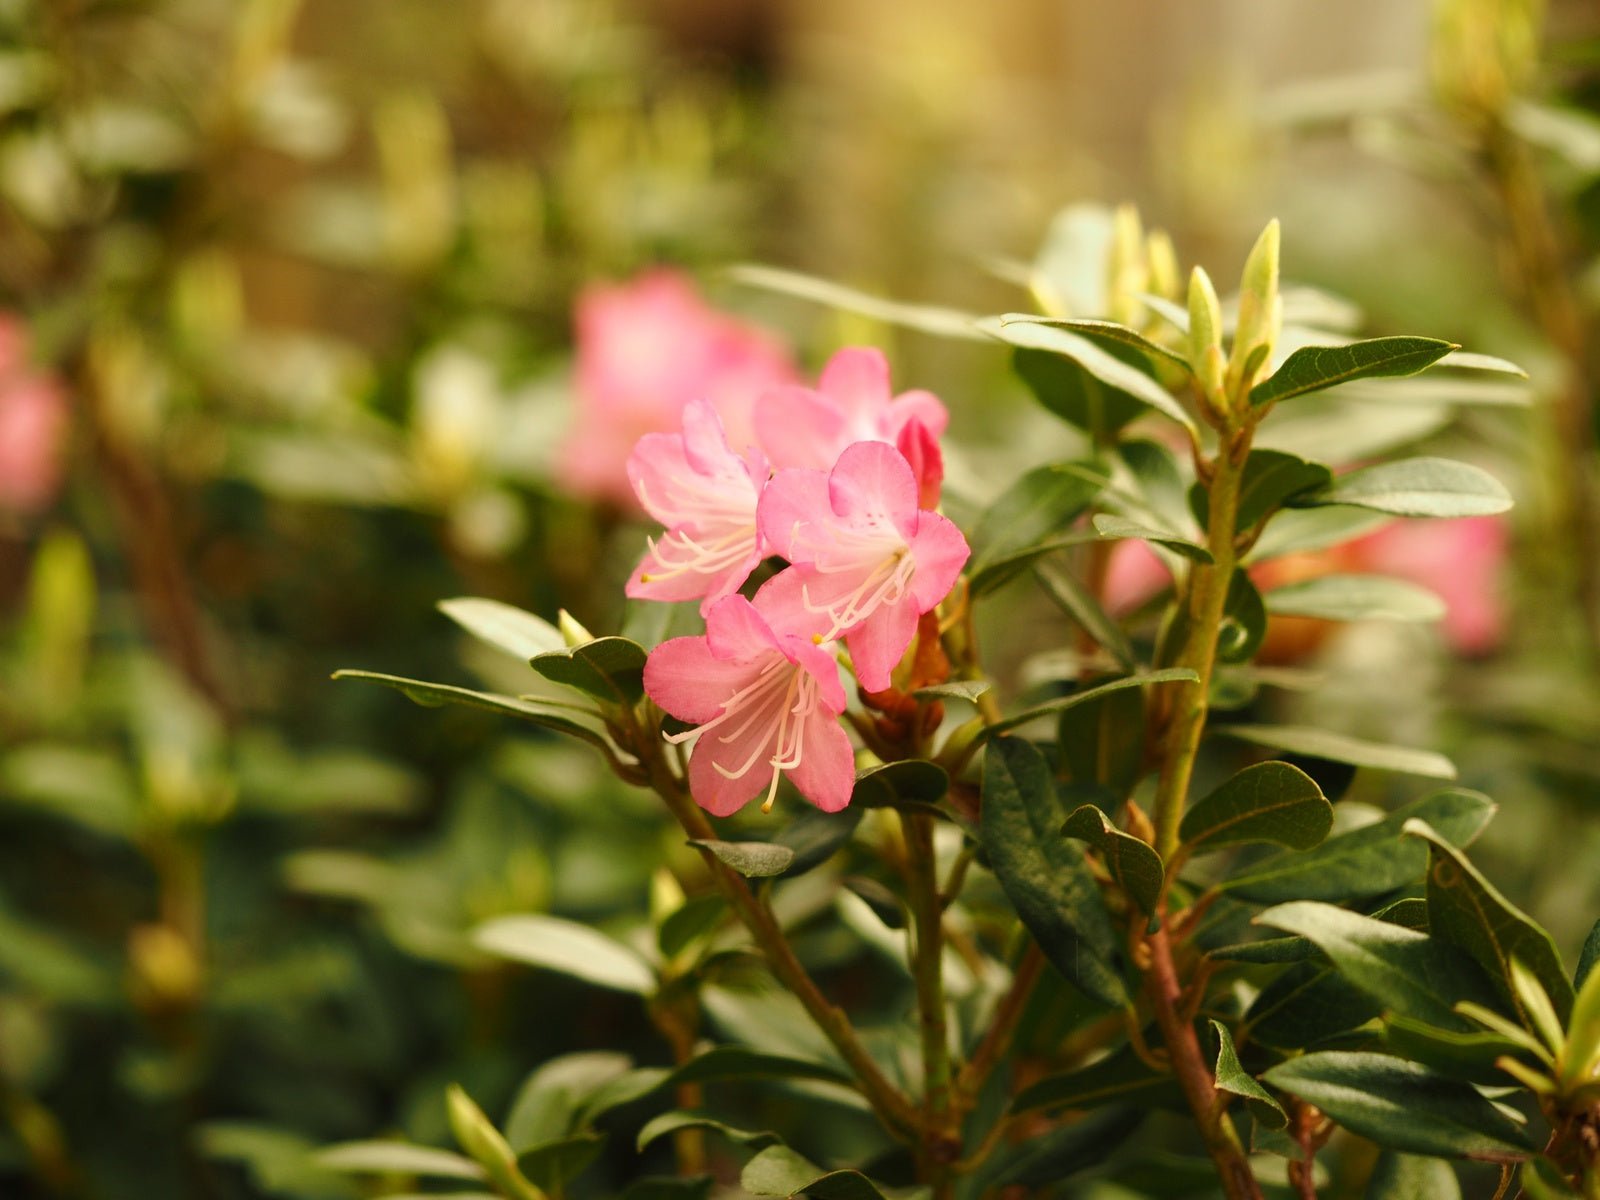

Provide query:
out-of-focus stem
left=900, top=809, right=959, bottom=1186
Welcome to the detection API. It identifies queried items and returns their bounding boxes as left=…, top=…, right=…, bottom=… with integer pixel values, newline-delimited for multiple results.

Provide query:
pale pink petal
left=1355, top=516, right=1507, bottom=656
left=896, top=418, right=944, bottom=510
left=826, top=441, right=918, bottom=540
left=885, top=389, right=949, bottom=439
left=757, top=467, right=832, bottom=562
left=845, top=598, right=921, bottom=693
left=625, top=431, right=696, bottom=527
left=688, top=729, right=775, bottom=816
left=625, top=534, right=762, bottom=613
left=643, top=636, right=756, bottom=724
left=704, top=595, right=781, bottom=662
left=786, top=713, right=856, bottom=813
left=817, top=347, right=891, bottom=419
left=754, top=385, right=850, bottom=470
left=1103, top=541, right=1173, bottom=614
left=791, top=637, right=848, bottom=715
left=905, top=512, right=970, bottom=612
left=753, top=568, right=838, bottom=650
left=0, top=373, right=68, bottom=513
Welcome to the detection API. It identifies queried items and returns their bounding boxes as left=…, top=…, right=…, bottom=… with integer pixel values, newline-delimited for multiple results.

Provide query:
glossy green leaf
left=331, top=670, right=613, bottom=753
left=1261, top=1052, right=1533, bottom=1161
left=968, top=461, right=1108, bottom=593
left=316, top=1141, right=484, bottom=1179
left=530, top=637, right=648, bottom=704
left=999, top=314, right=1192, bottom=372
left=1014, top=349, right=1147, bottom=443
left=1232, top=450, right=1335, bottom=531
left=517, top=1134, right=602, bottom=1193
left=1061, top=804, right=1163, bottom=916
left=1210, top=1020, right=1287, bottom=1129
left=1092, top=513, right=1212, bottom=561
left=1264, top=575, right=1446, bottom=623
left=981, top=669, right=1197, bottom=740
left=1363, top=1151, right=1462, bottom=1200
left=472, top=915, right=655, bottom=995
left=1011, top=1044, right=1181, bottom=1114
left=772, top=805, right=865, bottom=876
left=1208, top=936, right=1317, bottom=965
left=1057, top=682, right=1145, bottom=797
left=739, top=1146, right=895, bottom=1199
left=688, top=839, right=795, bottom=879
left=850, top=761, right=950, bottom=809
left=1179, top=761, right=1332, bottom=854
left=438, top=597, right=564, bottom=660
left=635, top=1111, right=780, bottom=1154
left=504, top=1051, right=636, bottom=1149
left=1405, top=820, right=1574, bottom=1023
left=1215, top=724, right=1456, bottom=780
left=1226, top=789, right=1495, bottom=903
left=1033, top=560, right=1138, bottom=670
left=1520, top=1156, right=1584, bottom=1200
left=1302, top=458, right=1512, bottom=518
left=1245, top=962, right=1382, bottom=1051
left=981, top=737, right=1128, bottom=1006
left=1251, top=337, right=1458, bottom=406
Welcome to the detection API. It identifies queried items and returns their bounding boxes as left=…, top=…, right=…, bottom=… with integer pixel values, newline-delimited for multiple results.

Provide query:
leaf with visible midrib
left=1179, top=761, right=1331, bottom=854
left=1300, top=457, right=1512, bottom=519
left=331, top=670, right=614, bottom=753
left=530, top=636, right=649, bottom=704
left=739, top=1146, right=894, bottom=1200
left=980, top=669, right=1197, bottom=740
left=1210, top=1020, right=1286, bottom=1129
left=1214, top=724, right=1456, bottom=780
left=1011, top=1044, right=1181, bottom=1114
left=473, top=914, right=656, bottom=995
left=439, top=596, right=565, bottom=660
left=1061, top=804, right=1163, bottom=916
left=1250, top=337, right=1458, bottom=406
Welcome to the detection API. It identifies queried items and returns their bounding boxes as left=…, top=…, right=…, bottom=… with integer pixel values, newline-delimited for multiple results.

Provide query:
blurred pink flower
left=560, top=270, right=795, bottom=506
left=644, top=590, right=853, bottom=816
left=625, top=399, right=767, bottom=614
left=758, top=441, right=969, bottom=692
left=0, top=316, right=68, bottom=514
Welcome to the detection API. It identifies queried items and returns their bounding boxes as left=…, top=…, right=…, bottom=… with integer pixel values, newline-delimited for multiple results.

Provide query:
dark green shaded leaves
left=1226, top=789, right=1495, bottom=904
left=850, top=761, right=949, bottom=809
left=1012, top=1044, right=1181, bottom=1114
left=1034, top=561, right=1137, bottom=670
left=981, top=669, right=1197, bottom=740
left=331, top=670, right=613, bottom=753
left=999, top=314, right=1191, bottom=373
left=968, top=461, right=1108, bottom=594
left=472, top=915, right=655, bottom=995
left=1057, top=683, right=1145, bottom=797
left=1217, top=570, right=1266, bottom=664
left=657, top=894, right=727, bottom=959
left=841, top=877, right=905, bottom=930
left=1265, top=575, right=1446, bottom=623
left=689, top=839, right=795, bottom=879
left=1577, top=919, right=1600, bottom=991
left=981, top=1107, right=1146, bottom=1190
left=1179, top=761, right=1331, bottom=854
left=1251, top=337, right=1458, bottom=407
left=666, top=1045, right=852, bottom=1088
left=530, top=637, right=648, bottom=705
left=772, top=806, right=865, bottom=876
left=1246, top=962, right=1382, bottom=1051
left=635, top=1111, right=780, bottom=1154
left=1209, top=936, right=1316, bottom=965
left=982, top=737, right=1127, bottom=1006
left=739, top=1146, right=894, bottom=1199
left=1363, top=1151, right=1462, bottom=1200
left=620, top=1177, right=715, bottom=1200
left=1210, top=1020, right=1287, bottom=1128
left=1406, top=820, right=1574, bottom=1023
left=1014, top=349, right=1146, bottom=444
left=1061, top=805, right=1163, bottom=916
left=1091, top=514, right=1212, bottom=561
left=1214, top=725, right=1456, bottom=780
left=518, top=1134, right=603, bottom=1193
left=1261, top=1052, right=1533, bottom=1161
left=1303, top=458, right=1512, bottom=518
left=1233, top=450, right=1335, bottom=531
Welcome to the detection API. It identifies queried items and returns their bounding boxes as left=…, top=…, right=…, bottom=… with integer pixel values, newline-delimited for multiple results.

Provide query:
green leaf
left=981, top=315, right=1195, bottom=430
left=1014, top=349, right=1147, bottom=443
left=1253, top=902, right=1502, bottom=1032
left=1061, top=804, right=1163, bottom=916
left=967, top=461, right=1108, bottom=593
left=472, top=915, right=655, bottom=995
left=1232, top=450, right=1335, bottom=531
left=850, top=761, right=950, bottom=809
left=1012, top=1044, right=1181, bottom=1114
left=619, top=1177, right=715, bottom=1200
left=1363, top=1151, right=1462, bottom=1200
left=981, top=1107, right=1146, bottom=1190
left=529, top=637, right=648, bottom=705
left=517, top=1134, right=602, bottom=1193
left=1214, top=725, right=1456, bottom=780
left=998, top=314, right=1192, bottom=373
left=438, top=597, right=565, bottom=660
left=739, top=1146, right=896, bottom=1200
left=1033, top=560, right=1137, bottom=670
left=688, top=839, right=795, bottom=879
left=1057, top=682, right=1145, bottom=797
left=1179, top=761, right=1332, bottom=854
left=1261, top=1052, right=1532, bottom=1161
left=658, top=894, right=727, bottom=960
left=504, top=1052, right=635, bottom=1149
left=1210, top=1020, right=1287, bottom=1129
left=1301, top=458, right=1512, bottom=518
left=1251, top=337, right=1458, bottom=406
left=1264, top=575, right=1446, bottom=623
left=841, top=876, right=906, bottom=930
left=772, top=806, right=866, bottom=876
left=1245, top=962, right=1382, bottom=1051
left=981, top=737, right=1128, bottom=1006
left=727, top=263, right=985, bottom=341
left=316, top=1141, right=485, bottom=1180
left=331, top=670, right=613, bottom=753
left=1091, top=513, right=1212, bottom=561
left=1226, top=789, right=1495, bottom=904
left=981, top=669, right=1197, bottom=740
left=1217, top=569, right=1266, bottom=664
left=911, top=680, right=991, bottom=705
left=635, top=1111, right=781, bottom=1154
left=665, top=1045, right=852, bottom=1088
left=1404, top=821, right=1574, bottom=1024
left=1577, top=919, right=1600, bottom=991
left=1209, top=936, right=1317, bottom=965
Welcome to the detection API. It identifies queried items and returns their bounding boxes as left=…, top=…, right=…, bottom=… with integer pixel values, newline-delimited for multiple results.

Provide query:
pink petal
left=895, top=418, right=944, bottom=510
left=845, top=598, right=921, bottom=692
left=688, top=728, right=774, bottom=816
left=905, top=512, right=970, bottom=612
left=625, top=431, right=696, bottom=526
left=625, top=535, right=761, bottom=614
left=755, top=385, right=849, bottom=470
left=753, top=568, right=838, bottom=650
left=791, top=636, right=848, bottom=715
left=679, top=397, right=735, bottom=475
left=826, top=441, right=918, bottom=540
left=1103, top=541, right=1173, bottom=614
left=817, top=347, right=891, bottom=419
left=704, top=595, right=782, bottom=662
left=643, top=636, right=757, bottom=724
left=757, top=467, right=832, bottom=562
left=786, top=712, right=856, bottom=813
left=885, top=389, right=949, bottom=439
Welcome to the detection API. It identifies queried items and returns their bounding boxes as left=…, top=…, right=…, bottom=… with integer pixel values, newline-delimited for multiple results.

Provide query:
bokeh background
left=3, top=0, right=1599, bottom=1196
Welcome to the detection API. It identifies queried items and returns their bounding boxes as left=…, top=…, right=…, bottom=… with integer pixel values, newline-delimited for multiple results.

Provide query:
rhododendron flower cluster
left=0, top=316, right=68, bottom=515
left=632, top=345, right=969, bottom=816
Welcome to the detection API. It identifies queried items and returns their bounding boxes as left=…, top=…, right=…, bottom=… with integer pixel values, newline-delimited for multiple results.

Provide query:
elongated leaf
left=530, top=637, right=648, bottom=704
left=1254, top=902, right=1502, bottom=1031
left=740, top=1146, right=894, bottom=1199
left=1264, top=575, right=1446, bottom=623
left=316, top=1141, right=484, bottom=1179
left=619, top=1177, right=715, bottom=1200
left=968, top=461, right=1108, bottom=593
left=981, top=669, right=1197, bottom=740
left=1261, top=1052, right=1532, bottom=1161
left=1179, top=761, right=1331, bottom=854
left=1209, top=936, right=1317, bottom=965
left=665, top=1044, right=852, bottom=1088
left=518, top=1134, right=603, bottom=1193
left=1210, top=1020, right=1287, bottom=1129
left=981, top=738, right=1127, bottom=1005
left=1092, top=513, right=1212, bottom=561
left=689, top=839, right=795, bottom=879
left=473, top=915, right=655, bottom=995
left=1014, top=350, right=1146, bottom=442
left=980, top=315, right=1195, bottom=429
left=1405, top=820, right=1574, bottom=1023
left=1057, top=683, right=1145, bottom=797
left=1226, top=789, right=1495, bottom=903
left=1012, top=1044, right=1181, bottom=1114
left=772, top=805, right=865, bottom=876
left=999, top=314, right=1192, bottom=373
left=850, top=761, right=950, bottom=809
left=727, top=263, right=985, bottom=341
left=911, top=680, right=991, bottom=705
left=1578, top=919, right=1600, bottom=991
left=439, top=597, right=565, bottom=660
left=1364, top=1151, right=1462, bottom=1199
left=331, top=670, right=613, bottom=753
left=1302, top=458, right=1512, bottom=518
left=1251, top=337, right=1458, bottom=406
left=1033, top=560, right=1137, bottom=670
left=1215, top=724, right=1456, bottom=779
left=1061, top=805, right=1163, bottom=916
left=1245, top=962, right=1382, bottom=1051
left=636, top=1111, right=781, bottom=1154
left=1231, top=450, right=1335, bottom=531
left=841, top=876, right=906, bottom=930
left=981, top=1107, right=1146, bottom=1190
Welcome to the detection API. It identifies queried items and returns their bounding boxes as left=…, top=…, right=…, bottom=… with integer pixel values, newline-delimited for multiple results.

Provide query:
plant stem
left=954, top=944, right=1044, bottom=1107
left=901, top=810, right=960, bottom=1187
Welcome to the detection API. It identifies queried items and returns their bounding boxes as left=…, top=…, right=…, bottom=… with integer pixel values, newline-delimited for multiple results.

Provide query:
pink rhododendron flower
left=758, top=441, right=969, bottom=692
left=0, top=316, right=68, bottom=514
left=625, top=398, right=767, bottom=613
left=559, top=270, right=795, bottom=506
left=644, top=590, right=854, bottom=816
left=754, top=347, right=947, bottom=502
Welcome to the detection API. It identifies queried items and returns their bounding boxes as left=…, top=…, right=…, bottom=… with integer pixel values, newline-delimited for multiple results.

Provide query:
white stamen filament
left=802, top=549, right=917, bottom=640
left=635, top=473, right=755, bottom=531
left=640, top=522, right=756, bottom=583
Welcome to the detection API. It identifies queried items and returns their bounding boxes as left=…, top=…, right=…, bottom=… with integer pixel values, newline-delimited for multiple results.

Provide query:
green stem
left=901, top=810, right=959, bottom=1185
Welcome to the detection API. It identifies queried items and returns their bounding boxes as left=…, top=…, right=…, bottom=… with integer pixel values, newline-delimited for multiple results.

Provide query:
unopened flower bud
left=1146, top=229, right=1180, bottom=301
left=1226, top=219, right=1281, bottom=402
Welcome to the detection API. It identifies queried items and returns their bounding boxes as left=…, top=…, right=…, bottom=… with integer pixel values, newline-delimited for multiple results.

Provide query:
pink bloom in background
left=625, top=399, right=768, bottom=614
left=759, top=441, right=969, bottom=692
left=0, top=316, right=68, bottom=515
left=644, top=591, right=854, bottom=815
left=755, top=347, right=948, bottom=504
left=1355, top=515, right=1507, bottom=656
left=560, top=270, right=795, bottom=506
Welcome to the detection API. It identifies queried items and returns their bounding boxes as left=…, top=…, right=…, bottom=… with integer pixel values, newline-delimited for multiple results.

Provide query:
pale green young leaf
left=1210, top=1020, right=1287, bottom=1129
left=472, top=915, right=655, bottom=995
left=1264, top=575, right=1446, bottom=623
left=1302, top=458, right=1512, bottom=518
